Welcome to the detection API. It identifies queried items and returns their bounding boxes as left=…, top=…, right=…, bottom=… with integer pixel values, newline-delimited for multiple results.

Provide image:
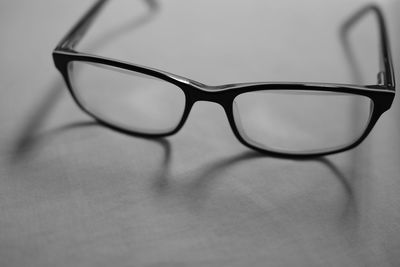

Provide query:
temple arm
left=55, top=0, right=108, bottom=50
left=341, top=5, right=395, bottom=89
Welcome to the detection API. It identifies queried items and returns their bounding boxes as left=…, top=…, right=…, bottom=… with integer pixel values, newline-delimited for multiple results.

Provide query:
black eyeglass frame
left=53, top=0, right=396, bottom=158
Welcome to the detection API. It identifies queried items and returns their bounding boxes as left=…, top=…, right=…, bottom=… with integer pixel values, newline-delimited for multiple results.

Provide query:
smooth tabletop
left=1, top=1, right=400, bottom=266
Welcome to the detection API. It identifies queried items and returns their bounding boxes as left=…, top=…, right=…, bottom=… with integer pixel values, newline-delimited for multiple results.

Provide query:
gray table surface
left=1, top=0, right=400, bottom=266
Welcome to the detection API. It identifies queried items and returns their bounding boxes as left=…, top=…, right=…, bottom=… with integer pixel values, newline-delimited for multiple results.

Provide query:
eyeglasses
left=53, top=0, right=395, bottom=158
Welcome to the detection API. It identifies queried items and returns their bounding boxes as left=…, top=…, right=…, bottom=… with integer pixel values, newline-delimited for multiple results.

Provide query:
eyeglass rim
left=53, top=51, right=394, bottom=158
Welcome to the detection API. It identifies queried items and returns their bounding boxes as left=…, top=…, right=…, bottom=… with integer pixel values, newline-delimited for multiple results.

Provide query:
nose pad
left=232, top=100, right=244, bottom=133
left=231, top=100, right=252, bottom=142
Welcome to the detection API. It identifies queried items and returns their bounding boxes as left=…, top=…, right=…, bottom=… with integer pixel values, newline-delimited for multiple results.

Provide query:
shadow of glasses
left=26, top=118, right=356, bottom=219
left=12, top=79, right=66, bottom=160
left=152, top=147, right=358, bottom=225
left=18, top=114, right=359, bottom=230
left=12, top=0, right=160, bottom=161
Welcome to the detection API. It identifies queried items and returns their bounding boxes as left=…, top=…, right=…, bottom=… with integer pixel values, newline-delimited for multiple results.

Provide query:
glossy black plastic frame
left=53, top=0, right=396, bottom=158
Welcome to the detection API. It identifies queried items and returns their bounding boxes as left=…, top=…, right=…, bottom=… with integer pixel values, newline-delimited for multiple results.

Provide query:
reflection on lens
left=69, top=62, right=186, bottom=134
left=233, top=90, right=372, bottom=154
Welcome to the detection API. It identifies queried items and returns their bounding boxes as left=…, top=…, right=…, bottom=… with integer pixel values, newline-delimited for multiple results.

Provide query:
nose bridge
left=198, top=89, right=224, bottom=103
left=187, top=83, right=231, bottom=107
